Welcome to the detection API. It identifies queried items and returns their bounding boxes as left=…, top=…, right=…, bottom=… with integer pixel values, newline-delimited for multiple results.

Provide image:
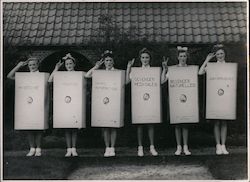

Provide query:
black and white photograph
left=1, top=0, right=248, bottom=180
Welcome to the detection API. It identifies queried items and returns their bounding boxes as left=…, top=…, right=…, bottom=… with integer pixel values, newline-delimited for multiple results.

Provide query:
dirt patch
left=3, top=156, right=74, bottom=180
left=67, top=164, right=213, bottom=180
left=205, top=154, right=248, bottom=180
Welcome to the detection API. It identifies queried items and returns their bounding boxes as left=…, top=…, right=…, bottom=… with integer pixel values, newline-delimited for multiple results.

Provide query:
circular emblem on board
left=65, top=96, right=72, bottom=103
left=180, top=94, right=187, bottom=103
left=218, top=89, right=224, bottom=96
left=143, top=93, right=150, bottom=101
left=103, top=97, right=110, bottom=105
left=27, top=97, right=33, bottom=104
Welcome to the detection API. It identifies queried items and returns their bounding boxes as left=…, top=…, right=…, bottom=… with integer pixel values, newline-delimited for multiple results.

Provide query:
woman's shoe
left=71, top=148, right=78, bottom=157
left=65, top=148, right=72, bottom=157
left=149, top=145, right=158, bottom=156
left=216, top=144, right=223, bottom=155
left=221, top=145, right=229, bottom=155
left=26, top=148, right=36, bottom=156
left=138, top=146, right=144, bottom=157
left=175, top=145, right=182, bottom=156
left=104, top=147, right=110, bottom=157
left=35, top=148, right=42, bottom=157
left=183, top=145, right=191, bottom=155
left=109, top=147, right=115, bottom=157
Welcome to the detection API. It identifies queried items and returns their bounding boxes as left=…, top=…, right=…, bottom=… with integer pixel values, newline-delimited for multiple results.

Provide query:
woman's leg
left=71, top=130, right=78, bottom=156
left=175, top=125, right=182, bottom=155
left=147, top=125, right=154, bottom=146
left=214, top=121, right=221, bottom=145
left=27, top=131, right=35, bottom=148
left=137, top=126, right=144, bottom=156
left=103, top=128, right=110, bottom=157
left=103, top=128, right=110, bottom=148
left=214, top=121, right=222, bottom=155
left=65, top=130, right=72, bottom=157
left=65, top=130, right=72, bottom=148
left=182, top=126, right=191, bottom=155
left=26, top=131, right=36, bottom=156
left=148, top=125, right=158, bottom=156
left=110, top=128, right=117, bottom=156
left=137, top=126, right=143, bottom=147
left=72, top=130, right=77, bottom=148
left=35, top=131, right=42, bottom=148
left=110, top=128, right=117, bottom=148
left=221, top=121, right=228, bottom=145
left=182, top=126, right=189, bottom=146
left=221, top=121, right=229, bottom=154
left=34, top=131, right=42, bottom=156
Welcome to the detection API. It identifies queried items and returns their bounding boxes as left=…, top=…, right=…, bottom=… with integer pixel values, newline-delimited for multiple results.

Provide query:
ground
left=3, top=146, right=247, bottom=180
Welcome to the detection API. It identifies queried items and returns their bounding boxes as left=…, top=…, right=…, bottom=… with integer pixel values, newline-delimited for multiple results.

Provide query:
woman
left=7, top=57, right=44, bottom=156
left=199, top=44, right=229, bottom=155
left=85, top=50, right=118, bottom=157
left=126, top=47, right=168, bottom=157
left=162, top=46, right=192, bottom=155
left=48, top=53, right=81, bottom=157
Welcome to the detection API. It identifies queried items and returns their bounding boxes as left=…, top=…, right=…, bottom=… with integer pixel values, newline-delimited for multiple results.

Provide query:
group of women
left=7, top=44, right=232, bottom=157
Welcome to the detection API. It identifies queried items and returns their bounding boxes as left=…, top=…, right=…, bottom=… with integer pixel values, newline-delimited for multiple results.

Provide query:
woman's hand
left=126, top=58, right=135, bottom=84
left=205, top=52, right=215, bottom=62
left=55, top=60, right=64, bottom=70
left=94, top=59, right=104, bottom=69
left=198, top=52, right=215, bottom=75
left=162, top=56, right=169, bottom=70
left=127, top=58, right=135, bottom=68
left=17, top=61, right=28, bottom=68
left=7, top=60, right=28, bottom=80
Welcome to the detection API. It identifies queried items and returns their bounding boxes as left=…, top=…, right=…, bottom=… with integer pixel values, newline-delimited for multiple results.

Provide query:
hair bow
left=62, top=53, right=75, bottom=61
left=102, top=50, right=113, bottom=57
left=177, top=46, right=188, bottom=51
left=214, top=44, right=224, bottom=48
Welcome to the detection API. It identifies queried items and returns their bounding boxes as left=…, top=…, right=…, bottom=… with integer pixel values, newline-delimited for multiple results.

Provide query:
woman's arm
left=85, top=59, right=104, bottom=78
left=161, top=56, right=169, bottom=84
left=48, top=60, right=63, bottom=82
left=7, top=61, right=27, bottom=80
left=198, top=53, right=215, bottom=75
left=125, top=58, right=135, bottom=84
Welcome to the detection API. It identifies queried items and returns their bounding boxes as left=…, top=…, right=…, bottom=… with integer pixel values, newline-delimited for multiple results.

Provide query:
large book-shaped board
left=206, top=63, right=237, bottom=120
left=15, top=72, right=49, bottom=130
left=91, top=70, right=125, bottom=128
left=131, top=67, right=162, bottom=124
left=168, top=66, right=199, bottom=124
left=53, top=71, right=86, bottom=128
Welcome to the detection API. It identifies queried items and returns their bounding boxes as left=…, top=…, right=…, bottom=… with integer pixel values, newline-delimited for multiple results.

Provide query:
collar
left=30, top=70, right=39, bottom=73
left=217, top=60, right=226, bottom=63
left=142, top=65, right=150, bottom=69
left=106, top=67, right=115, bottom=71
left=178, top=63, right=187, bottom=67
